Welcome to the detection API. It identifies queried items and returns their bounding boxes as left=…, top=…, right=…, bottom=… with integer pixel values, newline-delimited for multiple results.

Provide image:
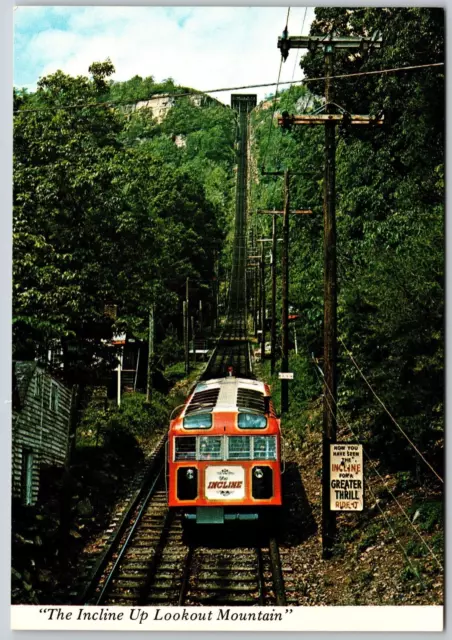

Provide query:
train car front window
left=238, top=412, right=267, bottom=429
left=228, top=436, right=251, bottom=460
left=253, top=436, right=277, bottom=460
left=183, top=413, right=213, bottom=429
left=198, top=436, right=222, bottom=460
left=174, top=437, right=197, bottom=461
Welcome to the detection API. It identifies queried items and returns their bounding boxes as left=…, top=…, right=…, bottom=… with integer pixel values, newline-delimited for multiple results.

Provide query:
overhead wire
left=339, top=337, right=443, bottom=484
left=260, top=7, right=291, bottom=171
left=312, top=361, right=426, bottom=587
left=13, top=62, right=444, bottom=115
left=291, top=7, right=308, bottom=83
left=311, top=357, right=443, bottom=572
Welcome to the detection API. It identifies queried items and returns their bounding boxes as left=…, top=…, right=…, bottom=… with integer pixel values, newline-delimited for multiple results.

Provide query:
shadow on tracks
left=278, top=461, right=317, bottom=547
left=181, top=520, right=277, bottom=548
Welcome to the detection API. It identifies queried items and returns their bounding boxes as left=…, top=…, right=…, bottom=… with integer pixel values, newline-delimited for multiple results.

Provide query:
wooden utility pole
left=323, top=45, right=338, bottom=557
left=191, top=315, right=196, bottom=365
left=277, top=29, right=383, bottom=558
left=281, top=170, right=290, bottom=413
left=183, top=276, right=190, bottom=375
left=256, top=200, right=312, bottom=412
left=249, top=229, right=258, bottom=335
left=271, top=215, right=277, bottom=374
left=260, top=241, right=266, bottom=361
left=253, top=259, right=258, bottom=336
left=212, top=249, right=218, bottom=333
left=146, top=303, right=154, bottom=403
left=117, top=356, right=122, bottom=407
left=248, top=252, right=261, bottom=338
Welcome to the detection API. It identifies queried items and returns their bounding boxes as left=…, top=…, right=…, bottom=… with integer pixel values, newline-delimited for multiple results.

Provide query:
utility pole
left=271, top=215, right=277, bottom=374
left=117, top=356, right=122, bottom=407
left=256, top=199, right=312, bottom=412
left=186, top=278, right=190, bottom=374
left=191, top=315, right=196, bottom=365
left=146, top=303, right=154, bottom=403
left=277, top=29, right=383, bottom=558
left=281, top=170, right=290, bottom=413
left=260, top=241, right=266, bottom=362
left=253, top=259, right=258, bottom=336
left=248, top=252, right=261, bottom=339
left=249, top=228, right=258, bottom=335
left=212, top=249, right=218, bottom=334
left=183, top=301, right=188, bottom=374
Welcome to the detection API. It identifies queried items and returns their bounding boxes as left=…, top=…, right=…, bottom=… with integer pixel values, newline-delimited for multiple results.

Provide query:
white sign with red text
left=205, top=466, right=245, bottom=500
left=330, top=443, right=363, bottom=511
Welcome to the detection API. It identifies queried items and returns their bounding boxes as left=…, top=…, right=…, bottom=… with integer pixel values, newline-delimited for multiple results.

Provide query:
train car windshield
left=183, top=413, right=213, bottom=429
left=237, top=413, right=267, bottom=429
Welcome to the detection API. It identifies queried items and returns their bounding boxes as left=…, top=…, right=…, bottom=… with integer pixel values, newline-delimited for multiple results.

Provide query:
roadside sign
left=330, top=443, right=363, bottom=511
left=278, top=372, right=294, bottom=380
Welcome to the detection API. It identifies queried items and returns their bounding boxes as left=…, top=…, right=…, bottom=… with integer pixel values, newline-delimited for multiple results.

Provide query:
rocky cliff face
left=126, top=93, right=208, bottom=123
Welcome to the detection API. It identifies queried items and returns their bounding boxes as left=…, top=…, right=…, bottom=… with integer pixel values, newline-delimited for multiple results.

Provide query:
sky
left=13, top=6, right=315, bottom=104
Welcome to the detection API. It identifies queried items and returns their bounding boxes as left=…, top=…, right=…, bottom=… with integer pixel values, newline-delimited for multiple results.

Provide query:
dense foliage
left=250, top=7, right=444, bottom=481
left=13, top=63, right=236, bottom=383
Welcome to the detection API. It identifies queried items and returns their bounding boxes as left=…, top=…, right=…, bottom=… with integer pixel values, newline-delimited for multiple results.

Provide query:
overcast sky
left=14, top=6, right=315, bottom=104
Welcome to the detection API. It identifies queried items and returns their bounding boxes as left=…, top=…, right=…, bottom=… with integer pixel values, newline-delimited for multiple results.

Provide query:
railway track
left=76, top=437, right=167, bottom=604
left=201, top=100, right=253, bottom=382
left=84, top=480, right=290, bottom=606
left=79, top=445, right=291, bottom=607
left=79, top=95, right=294, bottom=609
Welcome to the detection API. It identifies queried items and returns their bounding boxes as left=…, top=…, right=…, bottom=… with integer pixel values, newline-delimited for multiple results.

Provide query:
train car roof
left=185, top=377, right=268, bottom=415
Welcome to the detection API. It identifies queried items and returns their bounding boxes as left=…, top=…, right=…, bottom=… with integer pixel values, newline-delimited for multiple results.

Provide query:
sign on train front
left=330, top=443, right=363, bottom=511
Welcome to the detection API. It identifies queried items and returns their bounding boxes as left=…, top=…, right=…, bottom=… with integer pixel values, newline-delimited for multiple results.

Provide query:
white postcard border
left=11, top=605, right=444, bottom=632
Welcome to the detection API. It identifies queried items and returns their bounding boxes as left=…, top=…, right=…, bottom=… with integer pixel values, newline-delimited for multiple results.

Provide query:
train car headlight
left=177, top=467, right=198, bottom=500
left=252, top=466, right=273, bottom=499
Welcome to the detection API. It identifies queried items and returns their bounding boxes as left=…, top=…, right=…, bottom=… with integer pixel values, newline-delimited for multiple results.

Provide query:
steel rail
left=77, top=437, right=166, bottom=604
left=268, top=537, right=287, bottom=606
left=94, top=467, right=164, bottom=605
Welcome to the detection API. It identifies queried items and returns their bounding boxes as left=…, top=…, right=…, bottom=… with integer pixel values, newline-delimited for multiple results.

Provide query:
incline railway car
left=167, top=376, right=282, bottom=524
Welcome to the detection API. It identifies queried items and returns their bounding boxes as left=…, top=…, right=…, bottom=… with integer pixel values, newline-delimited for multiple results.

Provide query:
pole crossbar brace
left=278, top=114, right=384, bottom=127
left=257, top=209, right=313, bottom=215
left=277, top=32, right=382, bottom=60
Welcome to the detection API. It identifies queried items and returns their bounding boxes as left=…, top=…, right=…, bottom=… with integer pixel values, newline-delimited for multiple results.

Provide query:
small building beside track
left=12, top=362, right=73, bottom=506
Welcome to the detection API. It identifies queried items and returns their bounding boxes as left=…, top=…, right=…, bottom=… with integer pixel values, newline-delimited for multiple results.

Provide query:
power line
left=313, top=358, right=444, bottom=572
left=312, top=358, right=442, bottom=577
left=13, top=62, right=444, bottom=115
left=260, top=55, right=284, bottom=170
left=285, top=7, right=291, bottom=29
left=260, top=7, right=291, bottom=171
left=291, top=7, right=308, bottom=82
left=315, top=363, right=427, bottom=588
left=339, top=337, right=443, bottom=485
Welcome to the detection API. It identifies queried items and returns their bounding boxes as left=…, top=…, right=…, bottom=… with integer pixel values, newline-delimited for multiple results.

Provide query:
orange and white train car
left=167, top=376, right=283, bottom=524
